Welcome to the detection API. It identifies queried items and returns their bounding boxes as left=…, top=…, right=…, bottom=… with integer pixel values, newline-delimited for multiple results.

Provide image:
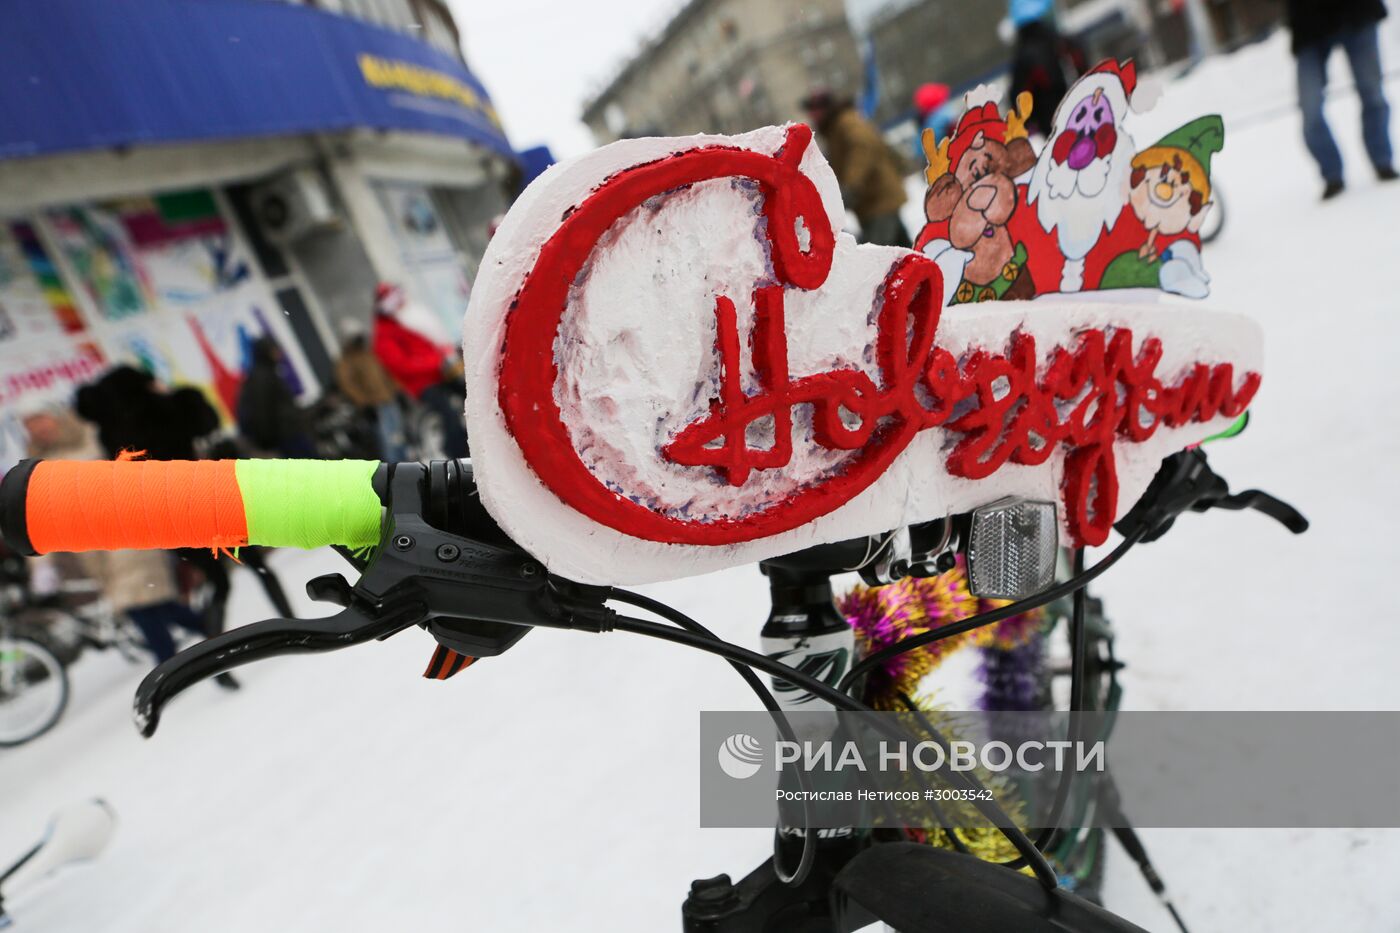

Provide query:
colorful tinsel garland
left=838, top=559, right=1051, bottom=865
left=838, top=556, right=1045, bottom=709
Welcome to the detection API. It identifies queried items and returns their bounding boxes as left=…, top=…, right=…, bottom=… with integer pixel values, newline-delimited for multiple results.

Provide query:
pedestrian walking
left=237, top=337, right=314, bottom=458
left=1286, top=0, right=1395, bottom=199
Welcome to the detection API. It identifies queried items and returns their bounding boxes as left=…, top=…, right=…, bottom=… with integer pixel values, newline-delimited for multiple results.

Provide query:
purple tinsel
left=978, top=635, right=1047, bottom=712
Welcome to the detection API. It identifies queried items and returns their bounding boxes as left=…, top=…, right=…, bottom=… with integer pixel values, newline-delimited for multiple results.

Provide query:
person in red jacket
left=371, top=282, right=468, bottom=458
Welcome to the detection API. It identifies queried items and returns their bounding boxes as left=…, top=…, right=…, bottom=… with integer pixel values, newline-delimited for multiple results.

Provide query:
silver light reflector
left=966, top=498, right=1058, bottom=600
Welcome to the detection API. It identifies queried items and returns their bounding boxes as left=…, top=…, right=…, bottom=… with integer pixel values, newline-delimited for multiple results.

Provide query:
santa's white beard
left=1045, top=153, right=1112, bottom=201
left=1029, top=135, right=1134, bottom=263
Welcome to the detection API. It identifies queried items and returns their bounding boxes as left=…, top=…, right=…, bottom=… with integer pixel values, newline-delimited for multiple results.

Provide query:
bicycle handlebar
left=0, top=458, right=383, bottom=556
left=1, top=449, right=1306, bottom=568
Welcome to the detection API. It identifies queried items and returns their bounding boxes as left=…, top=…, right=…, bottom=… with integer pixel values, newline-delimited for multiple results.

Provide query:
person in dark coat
left=74, top=365, right=219, bottom=461
left=1286, top=0, right=1395, bottom=198
left=72, top=367, right=240, bottom=688
left=237, top=337, right=314, bottom=458
left=1007, top=0, right=1087, bottom=139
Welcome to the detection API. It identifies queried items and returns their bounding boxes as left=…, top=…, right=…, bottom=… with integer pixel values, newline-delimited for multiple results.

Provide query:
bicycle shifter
left=133, top=460, right=611, bottom=737
left=1114, top=449, right=1308, bottom=543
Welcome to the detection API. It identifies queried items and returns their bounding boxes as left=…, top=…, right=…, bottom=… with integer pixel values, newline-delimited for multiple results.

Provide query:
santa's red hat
left=1086, top=59, right=1137, bottom=100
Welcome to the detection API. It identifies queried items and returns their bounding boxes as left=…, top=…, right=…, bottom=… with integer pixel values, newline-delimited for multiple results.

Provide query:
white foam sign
left=463, top=124, right=1260, bottom=584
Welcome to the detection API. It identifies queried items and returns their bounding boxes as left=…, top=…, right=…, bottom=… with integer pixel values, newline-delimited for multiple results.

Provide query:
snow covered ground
left=5, top=27, right=1400, bottom=932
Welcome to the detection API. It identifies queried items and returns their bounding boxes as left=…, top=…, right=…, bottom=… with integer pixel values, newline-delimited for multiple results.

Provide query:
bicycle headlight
left=965, top=498, right=1058, bottom=600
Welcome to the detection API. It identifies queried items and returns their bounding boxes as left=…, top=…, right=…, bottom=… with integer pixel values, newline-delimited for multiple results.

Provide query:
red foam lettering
left=497, top=127, right=1260, bottom=548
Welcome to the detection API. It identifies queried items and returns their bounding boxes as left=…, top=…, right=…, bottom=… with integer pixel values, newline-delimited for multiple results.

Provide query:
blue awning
left=0, top=0, right=513, bottom=161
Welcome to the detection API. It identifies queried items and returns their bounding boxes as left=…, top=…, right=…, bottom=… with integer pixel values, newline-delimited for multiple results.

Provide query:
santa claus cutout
left=1027, top=59, right=1141, bottom=293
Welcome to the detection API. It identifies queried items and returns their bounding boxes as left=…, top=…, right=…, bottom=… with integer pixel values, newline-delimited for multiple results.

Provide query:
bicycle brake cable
left=607, top=588, right=818, bottom=886
left=607, top=614, right=1061, bottom=890
left=838, top=530, right=1146, bottom=699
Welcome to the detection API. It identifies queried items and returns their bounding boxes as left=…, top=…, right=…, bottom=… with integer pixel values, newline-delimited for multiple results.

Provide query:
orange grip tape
left=27, top=460, right=248, bottom=554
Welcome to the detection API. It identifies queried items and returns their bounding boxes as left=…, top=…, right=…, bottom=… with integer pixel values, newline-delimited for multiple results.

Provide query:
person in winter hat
left=370, top=283, right=468, bottom=459
left=1286, top=0, right=1394, bottom=199
left=911, top=83, right=956, bottom=165
left=74, top=365, right=219, bottom=461
left=336, top=317, right=406, bottom=461
left=74, top=364, right=243, bottom=680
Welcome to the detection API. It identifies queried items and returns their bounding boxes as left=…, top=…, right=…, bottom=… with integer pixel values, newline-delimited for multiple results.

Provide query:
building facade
left=581, top=0, right=861, bottom=145
left=0, top=0, right=514, bottom=466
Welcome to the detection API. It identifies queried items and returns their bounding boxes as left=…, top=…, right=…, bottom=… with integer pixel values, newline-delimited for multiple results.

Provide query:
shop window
left=372, top=180, right=467, bottom=341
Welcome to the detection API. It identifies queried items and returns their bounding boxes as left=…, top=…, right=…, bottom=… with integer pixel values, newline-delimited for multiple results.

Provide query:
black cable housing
left=609, top=614, right=1061, bottom=891
left=839, top=528, right=1146, bottom=697
left=606, top=587, right=818, bottom=886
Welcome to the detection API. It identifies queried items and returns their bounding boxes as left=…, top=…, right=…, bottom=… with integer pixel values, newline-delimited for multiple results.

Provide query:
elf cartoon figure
left=1099, top=115, right=1224, bottom=298
left=916, top=92, right=1040, bottom=304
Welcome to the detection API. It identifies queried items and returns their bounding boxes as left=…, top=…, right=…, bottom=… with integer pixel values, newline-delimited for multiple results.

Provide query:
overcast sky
left=447, top=0, right=686, bottom=158
left=446, top=0, right=890, bottom=159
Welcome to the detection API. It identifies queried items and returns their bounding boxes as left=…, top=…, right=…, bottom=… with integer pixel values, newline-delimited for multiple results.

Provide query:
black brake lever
left=1207, top=489, right=1309, bottom=534
left=1115, top=448, right=1309, bottom=543
left=132, top=460, right=613, bottom=738
left=133, top=599, right=426, bottom=737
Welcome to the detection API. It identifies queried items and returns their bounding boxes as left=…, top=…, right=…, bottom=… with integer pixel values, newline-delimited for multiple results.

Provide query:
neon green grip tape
left=234, top=460, right=382, bottom=549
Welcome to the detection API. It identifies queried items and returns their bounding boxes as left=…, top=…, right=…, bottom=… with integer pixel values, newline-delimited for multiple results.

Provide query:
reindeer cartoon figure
left=916, top=92, right=1039, bottom=303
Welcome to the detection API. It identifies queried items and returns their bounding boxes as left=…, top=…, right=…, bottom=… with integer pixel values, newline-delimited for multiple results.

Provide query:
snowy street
left=5, top=27, right=1400, bottom=933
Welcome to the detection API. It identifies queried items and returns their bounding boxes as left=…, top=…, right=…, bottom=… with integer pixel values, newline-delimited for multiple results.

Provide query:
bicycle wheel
left=0, top=626, right=70, bottom=747
left=12, top=606, right=86, bottom=666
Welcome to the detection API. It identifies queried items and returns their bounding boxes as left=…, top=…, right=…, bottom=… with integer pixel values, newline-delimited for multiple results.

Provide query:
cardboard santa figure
left=1025, top=59, right=1140, bottom=293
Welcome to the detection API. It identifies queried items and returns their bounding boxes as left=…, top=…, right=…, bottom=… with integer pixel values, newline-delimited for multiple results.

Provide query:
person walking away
left=1286, top=0, right=1395, bottom=199
left=1008, top=0, right=1087, bottom=140
left=335, top=319, right=407, bottom=461
left=801, top=89, right=911, bottom=247
left=371, top=282, right=468, bottom=459
left=21, top=408, right=234, bottom=686
left=237, top=337, right=314, bottom=458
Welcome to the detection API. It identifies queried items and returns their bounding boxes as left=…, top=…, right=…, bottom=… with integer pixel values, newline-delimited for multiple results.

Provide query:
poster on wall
left=47, top=206, right=153, bottom=321
left=114, top=190, right=252, bottom=304
left=42, top=191, right=318, bottom=421
left=0, top=222, right=85, bottom=343
left=0, top=337, right=107, bottom=472
left=0, top=221, right=97, bottom=472
left=373, top=180, right=468, bottom=343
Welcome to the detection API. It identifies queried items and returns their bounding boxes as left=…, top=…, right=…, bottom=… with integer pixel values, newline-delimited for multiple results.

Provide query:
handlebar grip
left=0, top=458, right=384, bottom=556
